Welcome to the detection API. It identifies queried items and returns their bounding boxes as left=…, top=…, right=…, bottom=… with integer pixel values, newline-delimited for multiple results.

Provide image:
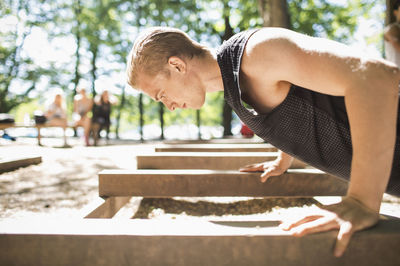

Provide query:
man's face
left=137, top=60, right=206, bottom=111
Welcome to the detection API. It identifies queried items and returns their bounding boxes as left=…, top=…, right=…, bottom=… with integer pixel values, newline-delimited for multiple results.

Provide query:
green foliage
left=288, top=0, right=379, bottom=43
left=10, top=99, right=42, bottom=123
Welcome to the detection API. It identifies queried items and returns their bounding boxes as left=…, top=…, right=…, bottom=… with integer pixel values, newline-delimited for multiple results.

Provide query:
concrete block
left=136, top=152, right=307, bottom=170
left=0, top=218, right=399, bottom=266
left=98, top=169, right=348, bottom=197
left=155, top=143, right=278, bottom=152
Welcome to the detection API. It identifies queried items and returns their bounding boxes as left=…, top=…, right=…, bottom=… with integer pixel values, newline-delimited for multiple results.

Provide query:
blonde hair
left=127, top=27, right=208, bottom=89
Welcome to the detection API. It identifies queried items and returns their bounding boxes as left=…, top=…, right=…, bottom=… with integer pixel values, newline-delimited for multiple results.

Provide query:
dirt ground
left=1, top=136, right=399, bottom=221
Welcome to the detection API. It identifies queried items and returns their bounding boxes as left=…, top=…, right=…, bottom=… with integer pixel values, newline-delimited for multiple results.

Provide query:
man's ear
left=168, top=56, right=186, bottom=73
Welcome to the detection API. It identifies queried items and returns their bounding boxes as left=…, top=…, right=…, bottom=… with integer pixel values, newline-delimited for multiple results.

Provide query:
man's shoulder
left=386, top=23, right=400, bottom=33
left=385, top=23, right=400, bottom=41
left=218, top=29, right=259, bottom=55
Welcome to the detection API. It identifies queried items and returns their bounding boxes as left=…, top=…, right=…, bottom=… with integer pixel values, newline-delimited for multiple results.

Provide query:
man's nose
left=166, top=103, right=176, bottom=111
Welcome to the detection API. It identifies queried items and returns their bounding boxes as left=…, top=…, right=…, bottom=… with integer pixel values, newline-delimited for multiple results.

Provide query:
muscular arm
left=242, top=28, right=400, bottom=211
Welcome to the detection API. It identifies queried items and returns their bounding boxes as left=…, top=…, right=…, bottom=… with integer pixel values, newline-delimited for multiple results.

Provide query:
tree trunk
left=72, top=0, right=82, bottom=98
left=90, top=45, right=98, bottom=97
left=159, top=102, right=164, bottom=140
left=0, top=18, right=32, bottom=113
left=196, top=110, right=201, bottom=139
left=115, top=85, right=126, bottom=139
left=387, top=0, right=396, bottom=25
left=136, top=7, right=145, bottom=142
left=258, top=0, right=291, bottom=28
left=139, top=93, right=144, bottom=141
left=222, top=2, right=234, bottom=136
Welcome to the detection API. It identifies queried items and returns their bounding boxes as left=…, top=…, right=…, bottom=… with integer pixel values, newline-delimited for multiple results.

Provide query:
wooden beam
left=155, top=143, right=278, bottom=153
left=0, top=156, right=42, bottom=173
left=99, top=169, right=348, bottom=197
left=0, top=123, right=15, bottom=130
left=0, top=218, right=399, bottom=266
left=163, top=137, right=264, bottom=144
left=85, top=196, right=132, bottom=218
left=136, top=152, right=307, bottom=170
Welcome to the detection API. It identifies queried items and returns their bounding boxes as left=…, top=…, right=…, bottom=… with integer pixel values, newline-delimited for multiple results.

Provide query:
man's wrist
left=344, top=194, right=380, bottom=215
left=346, top=190, right=382, bottom=213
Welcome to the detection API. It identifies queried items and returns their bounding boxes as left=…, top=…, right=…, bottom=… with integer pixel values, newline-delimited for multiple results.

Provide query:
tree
left=0, top=0, right=56, bottom=113
left=258, top=0, right=291, bottom=27
left=221, top=0, right=235, bottom=136
left=387, top=0, right=397, bottom=25
left=288, top=0, right=377, bottom=43
left=71, top=0, right=83, bottom=98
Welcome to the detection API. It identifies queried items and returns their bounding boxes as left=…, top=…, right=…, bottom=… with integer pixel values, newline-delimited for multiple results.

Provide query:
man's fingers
left=290, top=217, right=339, bottom=237
left=280, top=215, right=323, bottom=231
left=260, top=168, right=273, bottom=182
left=260, top=166, right=284, bottom=182
left=239, top=163, right=263, bottom=172
left=334, top=222, right=353, bottom=257
left=260, top=169, right=276, bottom=182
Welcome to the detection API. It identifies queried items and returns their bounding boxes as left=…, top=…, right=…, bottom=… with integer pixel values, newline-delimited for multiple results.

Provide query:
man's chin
left=193, top=102, right=205, bottom=110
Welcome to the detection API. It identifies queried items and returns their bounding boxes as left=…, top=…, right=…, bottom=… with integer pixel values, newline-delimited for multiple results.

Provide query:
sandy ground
left=1, top=136, right=400, bottom=221
left=0, top=136, right=150, bottom=219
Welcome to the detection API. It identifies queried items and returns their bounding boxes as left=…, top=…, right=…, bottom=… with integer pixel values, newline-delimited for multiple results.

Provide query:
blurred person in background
left=90, top=90, right=116, bottom=146
left=45, top=93, right=69, bottom=147
left=73, top=87, right=93, bottom=146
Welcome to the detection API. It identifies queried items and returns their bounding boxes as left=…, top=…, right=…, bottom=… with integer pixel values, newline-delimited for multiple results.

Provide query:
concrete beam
left=136, top=152, right=307, bottom=170
left=155, top=143, right=278, bottom=153
left=0, top=156, right=42, bottom=173
left=0, top=218, right=399, bottom=266
left=99, top=169, right=348, bottom=197
left=163, top=137, right=265, bottom=144
left=85, top=197, right=132, bottom=218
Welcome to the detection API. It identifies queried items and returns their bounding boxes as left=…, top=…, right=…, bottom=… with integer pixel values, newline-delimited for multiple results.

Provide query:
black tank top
left=217, top=29, right=400, bottom=196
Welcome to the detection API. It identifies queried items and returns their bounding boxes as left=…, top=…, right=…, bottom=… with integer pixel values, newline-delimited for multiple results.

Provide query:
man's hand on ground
left=239, top=151, right=293, bottom=182
left=239, top=160, right=288, bottom=182
left=279, top=196, right=380, bottom=257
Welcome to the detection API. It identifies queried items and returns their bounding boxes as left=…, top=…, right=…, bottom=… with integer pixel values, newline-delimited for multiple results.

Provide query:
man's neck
left=191, top=52, right=224, bottom=93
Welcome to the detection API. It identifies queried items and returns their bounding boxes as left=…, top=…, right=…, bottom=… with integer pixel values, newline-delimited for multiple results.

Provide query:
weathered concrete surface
left=0, top=156, right=42, bottom=173
left=0, top=218, right=399, bottom=266
left=99, top=169, right=348, bottom=197
left=155, top=143, right=278, bottom=153
left=136, top=152, right=307, bottom=170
